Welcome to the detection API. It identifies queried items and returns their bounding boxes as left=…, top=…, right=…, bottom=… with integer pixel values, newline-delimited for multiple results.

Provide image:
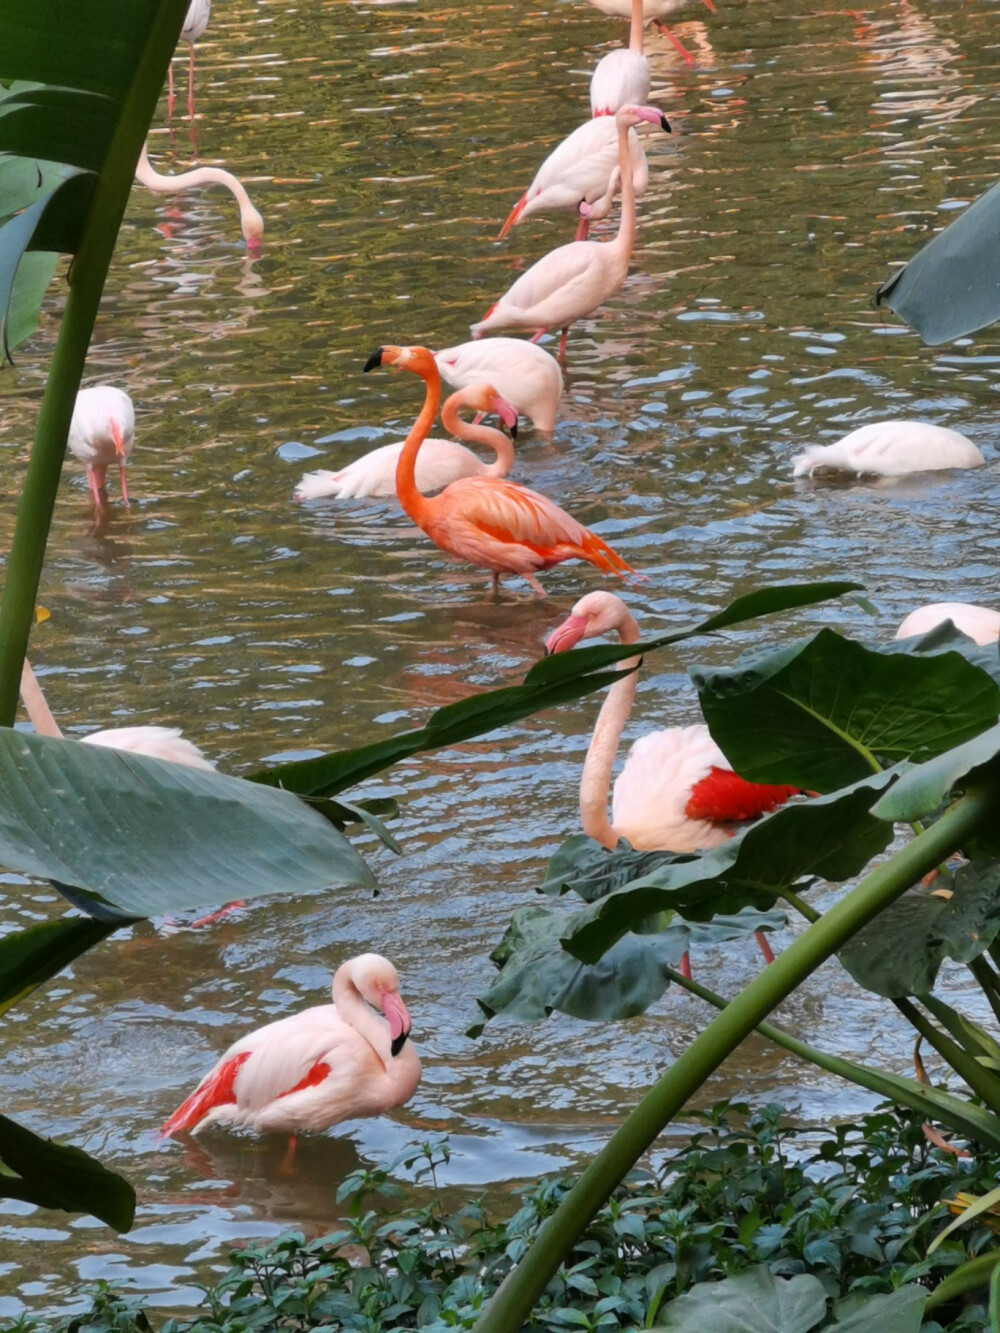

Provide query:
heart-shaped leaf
left=652, top=1266, right=827, bottom=1333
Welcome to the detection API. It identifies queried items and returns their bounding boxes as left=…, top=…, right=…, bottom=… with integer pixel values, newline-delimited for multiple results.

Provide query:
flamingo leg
left=279, top=1133, right=298, bottom=1176
left=679, top=950, right=692, bottom=980
left=524, top=573, right=547, bottom=597
left=656, top=21, right=697, bottom=65
left=558, top=327, right=569, bottom=359
left=574, top=216, right=590, bottom=242
left=118, top=463, right=130, bottom=508
left=85, top=468, right=105, bottom=510
left=754, top=930, right=776, bottom=966
left=529, top=328, right=549, bottom=344
left=167, top=60, right=176, bottom=122
left=187, top=45, right=196, bottom=121
left=188, top=899, right=246, bottom=928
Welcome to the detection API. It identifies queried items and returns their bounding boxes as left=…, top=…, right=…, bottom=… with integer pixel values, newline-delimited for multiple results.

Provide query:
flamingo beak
left=494, top=395, right=519, bottom=437
left=109, top=419, right=127, bottom=459
left=700, top=0, right=716, bottom=10
left=544, top=613, right=589, bottom=656
left=381, top=990, right=413, bottom=1056
left=363, top=347, right=385, bottom=372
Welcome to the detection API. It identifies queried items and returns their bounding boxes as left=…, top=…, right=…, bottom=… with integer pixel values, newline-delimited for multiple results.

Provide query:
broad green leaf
left=540, top=834, right=687, bottom=902
left=830, top=1286, right=926, bottom=1331
left=0, top=917, right=118, bottom=1016
left=469, top=904, right=786, bottom=1032
left=694, top=630, right=1000, bottom=793
left=5, top=249, right=58, bottom=353
left=564, top=774, right=896, bottom=964
left=873, top=721, right=1000, bottom=829
left=925, top=1251, right=1000, bottom=1311
left=653, top=1266, right=827, bottom=1333
left=0, top=728, right=374, bottom=917
left=874, top=178, right=1000, bottom=346
left=250, top=582, right=861, bottom=800
left=0, top=1112, right=134, bottom=1231
left=928, top=1185, right=1000, bottom=1256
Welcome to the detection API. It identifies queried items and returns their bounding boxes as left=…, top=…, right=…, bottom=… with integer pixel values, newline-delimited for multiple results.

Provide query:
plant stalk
left=472, top=785, right=998, bottom=1333
left=0, top=0, right=189, bottom=727
left=970, top=956, right=1000, bottom=1028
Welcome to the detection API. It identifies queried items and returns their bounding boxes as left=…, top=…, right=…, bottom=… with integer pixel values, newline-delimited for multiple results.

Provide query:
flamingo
left=895, top=602, right=1000, bottom=645
left=498, top=109, right=659, bottom=243
left=135, top=142, right=264, bottom=249
left=168, top=0, right=211, bottom=122
left=475, top=105, right=669, bottom=357
left=792, top=422, right=984, bottom=478
left=67, top=386, right=135, bottom=510
left=363, top=345, right=633, bottom=595
left=587, top=0, right=717, bottom=66
left=294, top=384, right=518, bottom=502
left=544, top=592, right=803, bottom=974
left=590, top=0, right=650, bottom=117
left=435, top=339, right=563, bottom=433
left=160, top=953, right=420, bottom=1166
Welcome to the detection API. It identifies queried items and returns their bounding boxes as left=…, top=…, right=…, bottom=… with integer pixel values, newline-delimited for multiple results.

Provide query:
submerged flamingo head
left=241, top=203, right=264, bottom=248
left=615, top=104, right=671, bottom=133
left=544, top=591, right=637, bottom=655
left=458, top=382, right=519, bottom=436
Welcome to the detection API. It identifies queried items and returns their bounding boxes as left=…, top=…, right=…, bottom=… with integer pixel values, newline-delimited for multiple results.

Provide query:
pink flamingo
left=792, top=421, right=984, bottom=479
left=590, top=0, right=651, bottom=116
left=588, top=0, right=717, bottom=66
left=161, top=953, right=420, bottom=1165
left=476, top=105, right=669, bottom=356
left=896, top=602, right=1000, bottom=645
left=135, top=143, right=264, bottom=249
left=435, top=339, right=563, bottom=434
left=168, top=0, right=211, bottom=122
left=545, top=592, right=803, bottom=974
left=363, top=345, right=633, bottom=595
left=294, top=384, right=518, bottom=501
left=67, top=386, right=135, bottom=510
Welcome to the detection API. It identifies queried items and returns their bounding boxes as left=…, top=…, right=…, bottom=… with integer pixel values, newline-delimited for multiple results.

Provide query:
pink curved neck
left=440, top=391, right=514, bottom=478
left=136, top=143, right=261, bottom=238
left=395, top=360, right=443, bottom=526
left=629, top=0, right=645, bottom=53
left=612, top=119, right=638, bottom=260
left=580, top=609, right=641, bottom=849
left=333, top=962, right=394, bottom=1069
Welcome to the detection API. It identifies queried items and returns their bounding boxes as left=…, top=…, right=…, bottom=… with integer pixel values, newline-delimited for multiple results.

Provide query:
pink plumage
left=590, top=0, right=650, bottom=116
left=67, top=385, right=135, bottom=510
left=435, top=339, right=563, bottom=433
left=161, top=953, right=420, bottom=1137
left=895, top=602, right=1000, bottom=646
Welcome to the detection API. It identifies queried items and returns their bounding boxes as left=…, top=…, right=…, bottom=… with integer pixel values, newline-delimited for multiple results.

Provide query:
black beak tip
left=363, top=347, right=384, bottom=373
left=660, top=115, right=672, bottom=133
left=510, top=421, right=519, bottom=441
left=390, top=1030, right=409, bottom=1056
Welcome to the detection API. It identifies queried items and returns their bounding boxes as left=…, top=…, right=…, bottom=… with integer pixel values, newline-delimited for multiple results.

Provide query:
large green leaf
left=539, top=834, right=687, bottom=902
left=829, top=1287, right=926, bottom=1331
left=873, top=721, right=1000, bottom=832
left=0, top=728, right=374, bottom=917
left=563, top=774, right=897, bottom=964
left=250, top=582, right=863, bottom=800
left=653, top=1267, right=827, bottom=1333
left=874, top=178, right=1000, bottom=346
left=0, top=1112, right=134, bottom=1231
left=694, top=630, right=1000, bottom=792
left=0, top=916, right=119, bottom=1015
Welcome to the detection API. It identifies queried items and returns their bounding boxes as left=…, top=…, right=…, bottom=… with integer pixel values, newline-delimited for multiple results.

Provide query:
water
left=2, top=0, right=1000, bottom=1317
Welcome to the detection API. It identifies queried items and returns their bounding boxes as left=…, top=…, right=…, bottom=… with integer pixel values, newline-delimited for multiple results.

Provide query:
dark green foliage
left=6, top=1108, right=998, bottom=1333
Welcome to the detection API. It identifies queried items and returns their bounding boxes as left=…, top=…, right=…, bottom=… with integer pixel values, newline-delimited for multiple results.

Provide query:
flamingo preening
left=587, top=0, right=717, bottom=66
left=160, top=953, right=421, bottom=1166
left=476, top=105, right=670, bottom=356
left=363, top=345, right=633, bottom=595
left=435, top=339, right=563, bottom=434
left=294, top=384, right=518, bottom=501
left=792, top=422, right=985, bottom=478
left=67, top=386, right=135, bottom=510
left=135, top=143, right=264, bottom=248
left=169, top=0, right=211, bottom=122
left=545, top=592, right=803, bottom=974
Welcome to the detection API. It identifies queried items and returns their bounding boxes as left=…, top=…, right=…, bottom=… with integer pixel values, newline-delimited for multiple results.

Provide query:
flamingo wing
left=296, top=438, right=486, bottom=500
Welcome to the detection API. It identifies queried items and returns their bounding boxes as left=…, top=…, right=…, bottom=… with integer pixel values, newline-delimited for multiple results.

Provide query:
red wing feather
left=160, top=1050, right=251, bottom=1138
left=277, top=1061, right=331, bottom=1099
left=685, top=766, right=801, bottom=823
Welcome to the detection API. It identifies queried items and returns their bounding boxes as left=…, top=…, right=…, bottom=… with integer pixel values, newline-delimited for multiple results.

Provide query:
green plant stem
left=472, top=785, right=998, bottom=1333
left=894, top=996, right=1000, bottom=1111
left=970, top=956, right=1000, bottom=1028
left=925, top=1250, right=1000, bottom=1311
left=0, top=0, right=188, bottom=727
left=776, top=887, right=820, bottom=923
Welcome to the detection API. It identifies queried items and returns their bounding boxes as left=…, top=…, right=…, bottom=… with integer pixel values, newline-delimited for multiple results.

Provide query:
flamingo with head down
left=478, top=105, right=670, bottom=356
left=67, top=386, right=135, bottom=510
left=161, top=953, right=421, bottom=1167
left=363, top=345, right=633, bottom=595
left=792, top=421, right=984, bottom=478
left=545, top=592, right=804, bottom=974
left=135, top=143, right=264, bottom=249
left=895, top=602, right=1000, bottom=645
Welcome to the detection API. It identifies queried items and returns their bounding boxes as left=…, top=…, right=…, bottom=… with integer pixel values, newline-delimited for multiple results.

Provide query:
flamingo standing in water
left=67, top=386, right=135, bottom=510
left=169, top=0, right=211, bottom=122
left=545, top=592, right=803, bottom=974
left=792, top=422, right=984, bottom=478
left=363, top=345, right=633, bottom=594
left=590, top=0, right=651, bottom=116
left=161, top=953, right=421, bottom=1168
left=135, top=143, right=264, bottom=248
left=587, top=0, right=717, bottom=66
left=476, top=105, right=669, bottom=356
left=294, top=384, right=518, bottom=501
left=435, top=339, right=563, bottom=433
left=895, top=602, right=1000, bottom=645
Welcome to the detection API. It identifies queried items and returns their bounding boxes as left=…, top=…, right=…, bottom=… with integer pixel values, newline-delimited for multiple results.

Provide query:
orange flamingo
left=363, top=345, right=634, bottom=595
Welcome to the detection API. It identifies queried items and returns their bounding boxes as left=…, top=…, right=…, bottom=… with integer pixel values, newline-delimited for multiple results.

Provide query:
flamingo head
left=460, top=382, right=519, bottom=436
left=364, top=345, right=438, bottom=379
left=544, top=591, right=636, bottom=655
left=615, top=104, right=671, bottom=133
left=241, top=203, right=265, bottom=249
left=380, top=988, right=414, bottom=1056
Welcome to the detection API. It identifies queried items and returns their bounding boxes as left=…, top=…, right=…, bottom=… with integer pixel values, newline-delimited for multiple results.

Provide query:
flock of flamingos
left=26, top=0, right=1000, bottom=1158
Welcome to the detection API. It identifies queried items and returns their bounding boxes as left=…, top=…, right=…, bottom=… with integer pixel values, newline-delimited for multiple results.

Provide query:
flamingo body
left=80, top=726, right=214, bottom=770
left=136, top=143, right=263, bottom=248
left=67, top=386, right=135, bottom=508
left=895, top=602, right=1000, bottom=646
left=435, top=339, right=563, bottom=433
left=591, top=50, right=650, bottom=116
left=181, top=0, right=211, bottom=42
left=587, top=0, right=712, bottom=20
left=295, top=384, right=516, bottom=501
left=364, top=345, right=632, bottom=593
left=161, top=954, right=420, bottom=1137
left=792, top=422, right=984, bottom=478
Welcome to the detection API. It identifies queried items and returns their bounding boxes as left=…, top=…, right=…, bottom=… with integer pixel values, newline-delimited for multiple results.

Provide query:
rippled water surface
left=3, top=0, right=1000, bottom=1317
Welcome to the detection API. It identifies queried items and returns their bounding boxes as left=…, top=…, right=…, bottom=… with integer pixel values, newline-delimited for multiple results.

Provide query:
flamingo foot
left=279, top=1133, right=298, bottom=1176
left=656, top=22, right=697, bottom=65
left=754, top=929, right=776, bottom=966
left=529, top=328, right=548, bottom=344
left=679, top=950, right=692, bottom=980
left=188, top=900, right=246, bottom=928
